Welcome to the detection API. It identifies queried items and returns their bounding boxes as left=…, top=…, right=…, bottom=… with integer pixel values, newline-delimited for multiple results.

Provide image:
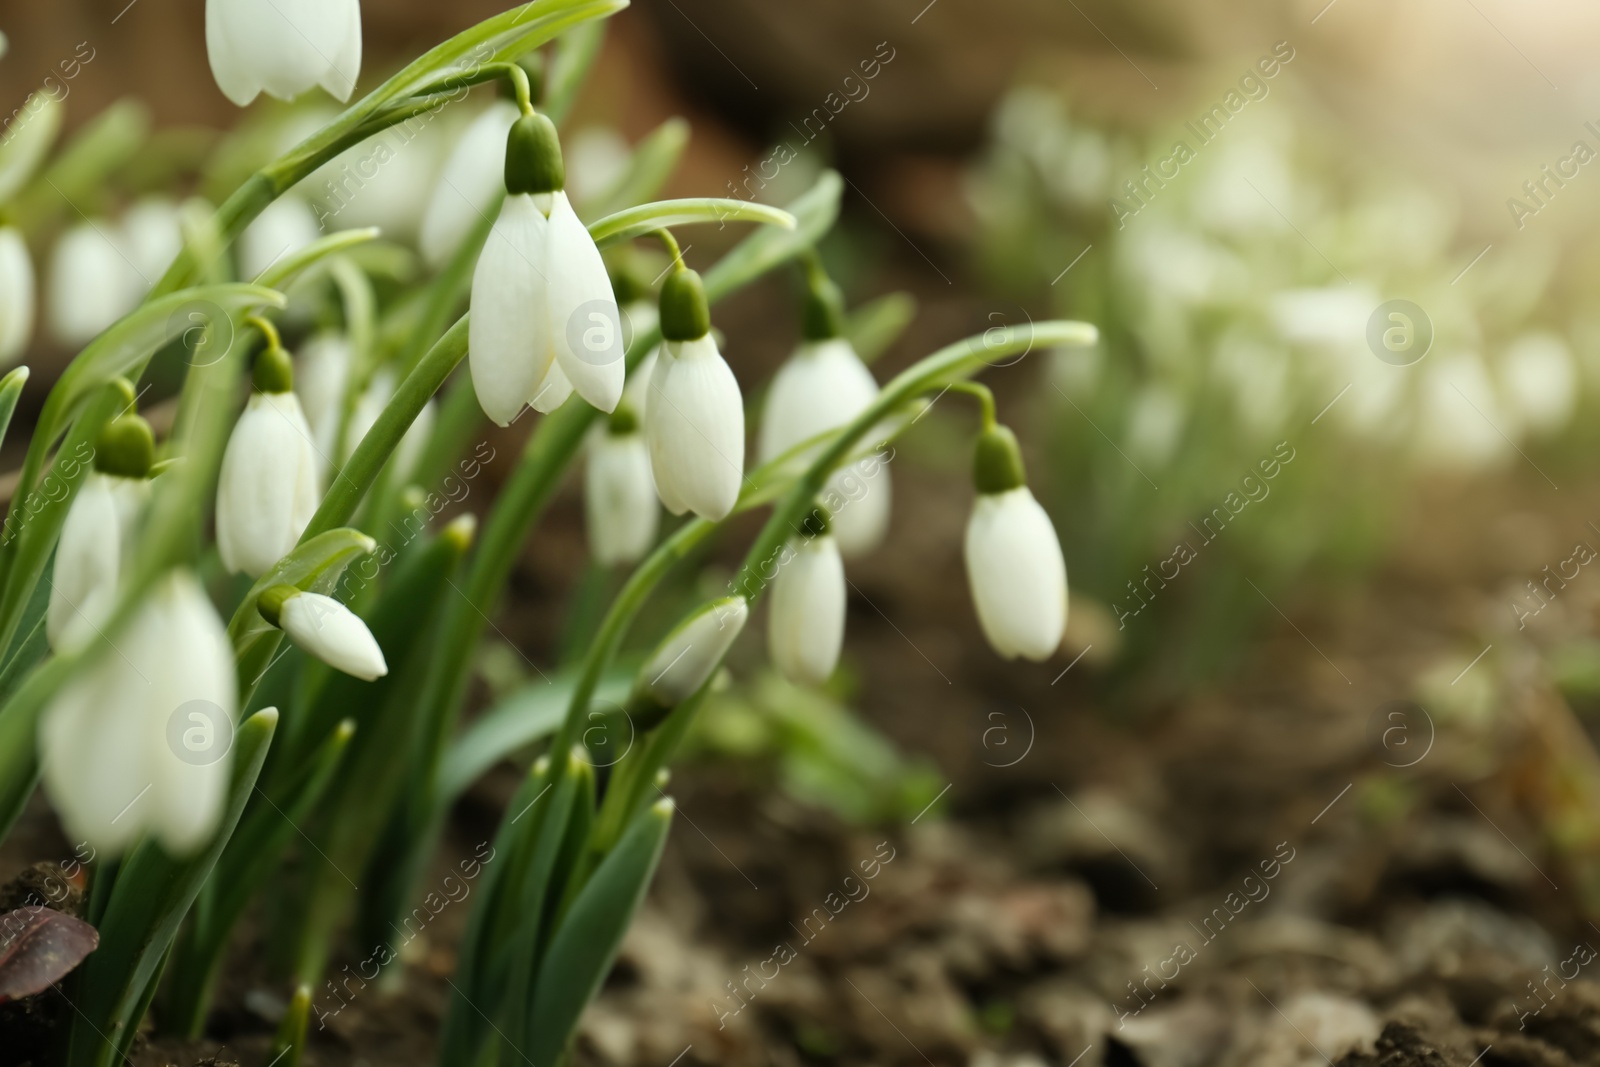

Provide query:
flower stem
left=945, top=379, right=998, bottom=430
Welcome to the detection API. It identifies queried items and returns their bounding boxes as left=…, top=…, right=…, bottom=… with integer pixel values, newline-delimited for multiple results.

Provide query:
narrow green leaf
left=543, top=20, right=608, bottom=127
left=163, top=720, right=354, bottom=1038
left=847, top=291, right=918, bottom=365
left=254, top=227, right=380, bottom=291
left=525, top=798, right=672, bottom=1067
left=65, top=708, right=279, bottom=1067
left=0, top=92, right=62, bottom=206
left=589, top=198, right=795, bottom=249
left=583, top=117, right=690, bottom=221
left=438, top=670, right=631, bottom=802
left=704, top=171, right=842, bottom=302
left=0, top=366, right=30, bottom=450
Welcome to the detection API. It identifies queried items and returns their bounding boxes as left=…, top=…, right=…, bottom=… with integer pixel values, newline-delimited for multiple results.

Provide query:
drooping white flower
left=0, top=226, right=35, bottom=364
left=758, top=339, right=880, bottom=463
left=964, top=427, right=1067, bottom=662
left=40, top=571, right=239, bottom=857
left=827, top=460, right=892, bottom=558
left=468, top=113, right=623, bottom=423
left=634, top=597, right=749, bottom=711
left=646, top=334, right=745, bottom=520
left=341, top=368, right=435, bottom=482
left=48, top=471, right=150, bottom=653
left=768, top=515, right=846, bottom=686
left=216, top=347, right=321, bottom=577
left=585, top=410, right=658, bottom=566
left=564, top=127, right=630, bottom=204
left=759, top=328, right=889, bottom=557
left=1501, top=332, right=1576, bottom=436
left=238, top=194, right=320, bottom=281
left=206, top=0, right=362, bottom=108
left=295, top=331, right=353, bottom=460
left=420, top=100, right=519, bottom=271
left=120, top=198, right=185, bottom=294
left=262, top=587, right=387, bottom=681
left=48, top=222, right=139, bottom=346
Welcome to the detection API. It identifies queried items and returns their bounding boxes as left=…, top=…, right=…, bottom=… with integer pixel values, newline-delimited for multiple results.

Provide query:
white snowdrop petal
left=238, top=195, right=320, bottom=281
left=529, top=356, right=574, bottom=414
left=47, top=473, right=140, bottom=652
left=828, top=460, right=892, bottom=559
left=206, top=0, right=263, bottom=106
left=469, top=195, right=552, bottom=426
left=546, top=192, right=624, bottom=412
left=121, top=199, right=185, bottom=292
left=0, top=226, right=36, bottom=363
left=295, top=332, right=353, bottom=459
left=964, top=488, right=1068, bottom=661
left=282, top=592, right=388, bottom=681
left=144, top=576, right=238, bottom=853
left=217, top=392, right=322, bottom=576
left=758, top=339, right=880, bottom=462
left=40, top=572, right=237, bottom=858
left=421, top=101, right=519, bottom=270
left=49, top=223, right=139, bottom=346
left=769, top=534, right=846, bottom=686
left=643, top=598, right=749, bottom=705
left=646, top=337, right=745, bottom=521
left=586, top=431, right=659, bottom=566
left=214, top=0, right=362, bottom=104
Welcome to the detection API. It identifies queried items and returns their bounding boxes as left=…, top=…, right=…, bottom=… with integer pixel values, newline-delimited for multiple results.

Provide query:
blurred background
left=12, top=1, right=1600, bottom=1064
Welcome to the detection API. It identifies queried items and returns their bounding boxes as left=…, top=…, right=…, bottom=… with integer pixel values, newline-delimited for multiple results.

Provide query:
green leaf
left=0, top=366, right=28, bottom=449
left=704, top=171, right=842, bottom=302
left=253, top=227, right=380, bottom=290
left=11, top=100, right=149, bottom=235
left=65, top=708, right=279, bottom=1067
left=543, top=20, right=608, bottom=127
left=589, top=198, right=796, bottom=249
left=163, top=720, right=354, bottom=1037
left=0, top=91, right=63, bottom=207
left=525, top=798, right=672, bottom=1067
left=847, top=291, right=917, bottom=365
left=439, top=670, right=631, bottom=802
left=582, top=117, right=690, bottom=221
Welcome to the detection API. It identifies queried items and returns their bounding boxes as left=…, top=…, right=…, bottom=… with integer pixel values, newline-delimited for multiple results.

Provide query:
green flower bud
left=504, top=112, right=565, bottom=196
left=972, top=424, right=1027, bottom=495
left=256, top=584, right=299, bottom=628
left=607, top=403, right=640, bottom=436
left=801, top=275, right=846, bottom=341
left=799, top=505, right=831, bottom=539
left=659, top=268, right=710, bottom=342
left=252, top=343, right=294, bottom=394
left=93, top=415, right=155, bottom=479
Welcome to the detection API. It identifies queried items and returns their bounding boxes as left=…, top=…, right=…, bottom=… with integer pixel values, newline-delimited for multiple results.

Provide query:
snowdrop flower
left=469, top=111, right=624, bottom=424
left=0, top=226, right=35, bottom=363
left=207, top=0, right=362, bottom=107
left=1500, top=332, right=1575, bottom=436
left=964, top=425, right=1067, bottom=661
left=259, top=585, right=387, bottom=681
left=645, top=268, right=745, bottom=520
left=295, top=331, right=353, bottom=460
left=216, top=337, right=320, bottom=577
left=48, top=222, right=139, bottom=346
left=238, top=194, right=320, bottom=281
left=768, top=509, right=846, bottom=686
left=585, top=405, right=659, bottom=566
left=759, top=278, right=889, bottom=556
left=47, top=415, right=154, bottom=653
left=420, top=100, right=519, bottom=271
left=40, top=571, right=239, bottom=857
left=342, top=368, right=435, bottom=481
left=121, top=198, right=185, bottom=293
left=630, top=597, right=749, bottom=721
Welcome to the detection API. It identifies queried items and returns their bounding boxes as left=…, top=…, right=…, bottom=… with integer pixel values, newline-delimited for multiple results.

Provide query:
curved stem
left=945, top=380, right=997, bottom=431
left=653, top=229, right=683, bottom=269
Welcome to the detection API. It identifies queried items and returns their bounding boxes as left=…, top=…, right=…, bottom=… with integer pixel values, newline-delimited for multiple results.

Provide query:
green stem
left=945, top=380, right=997, bottom=430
